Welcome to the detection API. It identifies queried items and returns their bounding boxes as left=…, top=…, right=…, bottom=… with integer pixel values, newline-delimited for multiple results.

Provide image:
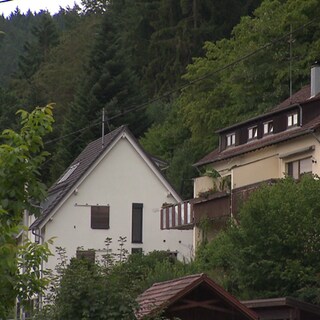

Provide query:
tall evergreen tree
left=17, top=14, right=59, bottom=81
left=51, top=7, right=147, bottom=178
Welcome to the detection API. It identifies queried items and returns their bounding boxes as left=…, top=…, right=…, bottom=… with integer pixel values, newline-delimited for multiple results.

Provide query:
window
left=76, top=249, right=95, bottom=263
left=263, top=121, right=273, bottom=135
left=131, top=248, right=143, bottom=254
left=287, top=112, right=298, bottom=128
left=57, top=162, right=80, bottom=184
left=287, top=158, right=312, bottom=179
left=226, top=133, right=236, bottom=147
left=248, top=126, right=258, bottom=140
left=132, top=203, right=143, bottom=243
left=91, top=206, right=110, bottom=229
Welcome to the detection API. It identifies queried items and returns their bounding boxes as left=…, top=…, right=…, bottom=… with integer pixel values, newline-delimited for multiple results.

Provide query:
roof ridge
left=151, top=273, right=205, bottom=287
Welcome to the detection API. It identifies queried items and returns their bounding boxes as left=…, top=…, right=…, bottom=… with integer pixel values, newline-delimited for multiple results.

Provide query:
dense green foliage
left=0, top=0, right=263, bottom=194
left=35, top=249, right=203, bottom=320
left=0, top=105, right=54, bottom=318
left=197, top=176, right=320, bottom=304
left=142, top=0, right=320, bottom=197
left=3, top=1, right=320, bottom=317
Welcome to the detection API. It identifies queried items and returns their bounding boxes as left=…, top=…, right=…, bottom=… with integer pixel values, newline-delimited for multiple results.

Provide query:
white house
left=30, top=125, right=193, bottom=271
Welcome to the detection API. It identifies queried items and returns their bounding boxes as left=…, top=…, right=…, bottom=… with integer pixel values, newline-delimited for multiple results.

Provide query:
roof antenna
left=102, top=108, right=105, bottom=148
left=102, top=108, right=112, bottom=148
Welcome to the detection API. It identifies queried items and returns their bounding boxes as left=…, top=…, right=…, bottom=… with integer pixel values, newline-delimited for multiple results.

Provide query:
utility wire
left=45, top=17, right=317, bottom=147
left=107, top=17, right=317, bottom=120
left=0, top=0, right=13, bottom=3
left=45, top=119, right=100, bottom=145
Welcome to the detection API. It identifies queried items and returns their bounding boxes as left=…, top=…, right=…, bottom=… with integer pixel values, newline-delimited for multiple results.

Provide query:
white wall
left=42, top=136, right=193, bottom=271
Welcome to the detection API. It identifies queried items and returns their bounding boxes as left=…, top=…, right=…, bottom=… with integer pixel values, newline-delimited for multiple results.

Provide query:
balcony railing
left=160, top=202, right=193, bottom=229
left=160, top=179, right=278, bottom=230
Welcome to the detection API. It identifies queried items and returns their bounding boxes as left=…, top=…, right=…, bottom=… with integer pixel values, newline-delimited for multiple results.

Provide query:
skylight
left=57, top=162, right=80, bottom=184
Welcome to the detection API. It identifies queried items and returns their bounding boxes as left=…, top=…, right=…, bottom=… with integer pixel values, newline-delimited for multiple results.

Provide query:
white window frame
left=226, top=133, right=236, bottom=147
left=287, top=112, right=298, bottom=128
left=248, top=126, right=258, bottom=140
left=263, top=121, right=273, bottom=135
left=57, top=162, right=80, bottom=184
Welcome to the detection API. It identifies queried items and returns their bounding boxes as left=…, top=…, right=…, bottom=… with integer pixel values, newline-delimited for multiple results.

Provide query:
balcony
left=193, top=191, right=230, bottom=223
left=160, top=202, right=193, bottom=230
left=160, top=179, right=277, bottom=230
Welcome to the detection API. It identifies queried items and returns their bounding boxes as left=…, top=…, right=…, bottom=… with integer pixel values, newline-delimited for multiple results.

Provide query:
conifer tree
left=52, top=7, right=146, bottom=177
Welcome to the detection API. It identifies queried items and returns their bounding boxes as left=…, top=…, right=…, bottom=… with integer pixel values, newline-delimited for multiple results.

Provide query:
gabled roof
left=31, top=125, right=181, bottom=229
left=243, top=297, right=320, bottom=319
left=195, top=86, right=320, bottom=167
left=272, top=85, right=319, bottom=112
left=136, top=273, right=259, bottom=319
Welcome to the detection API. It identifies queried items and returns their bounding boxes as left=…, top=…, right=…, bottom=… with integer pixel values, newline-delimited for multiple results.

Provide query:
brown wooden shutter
left=76, top=249, right=95, bottom=263
left=132, top=203, right=143, bottom=243
left=91, top=206, right=110, bottom=229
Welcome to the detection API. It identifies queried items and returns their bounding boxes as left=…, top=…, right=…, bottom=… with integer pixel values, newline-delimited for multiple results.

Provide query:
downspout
left=31, top=227, right=44, bottom=244
left=31, top=227, right=45, bottom=311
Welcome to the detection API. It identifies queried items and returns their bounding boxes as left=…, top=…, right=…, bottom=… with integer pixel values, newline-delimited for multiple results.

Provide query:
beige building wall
left=195, top=134, right=320, bottom=192
left=193, top=176, right=214, bottom=197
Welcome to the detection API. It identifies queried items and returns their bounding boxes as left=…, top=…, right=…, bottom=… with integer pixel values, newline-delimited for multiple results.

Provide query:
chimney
left=311, top=61, right=320, bottom=98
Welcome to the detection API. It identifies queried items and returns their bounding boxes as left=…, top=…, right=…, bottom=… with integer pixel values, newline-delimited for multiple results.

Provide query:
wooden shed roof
left=136, top=273, right=259, bottom=320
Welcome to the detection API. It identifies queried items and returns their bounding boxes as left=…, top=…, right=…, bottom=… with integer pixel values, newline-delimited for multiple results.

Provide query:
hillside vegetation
left=1, top=0, right=320, bottom=197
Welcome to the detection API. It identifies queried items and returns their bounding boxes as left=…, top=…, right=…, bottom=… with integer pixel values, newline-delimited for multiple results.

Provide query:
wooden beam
left=170, top=299, right=236, bottom=315
left=181, top=299, right=219, bottom=305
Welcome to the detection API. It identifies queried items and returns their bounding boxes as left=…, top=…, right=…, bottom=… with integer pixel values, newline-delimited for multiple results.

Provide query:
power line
left=0, top=0, right=13, bottom=3
left=45, top=119, right=100, bottom=145
left=107, top=17, right=317, bottom=120
left=45, top=17, right=317, bottom=147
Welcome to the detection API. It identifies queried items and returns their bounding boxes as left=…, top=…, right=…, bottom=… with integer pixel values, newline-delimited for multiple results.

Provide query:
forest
left=2, top=0, right=320, bottom=318
left=0, top=0, right=259, bottom=197
left=1, top=0, right=320, bottom=198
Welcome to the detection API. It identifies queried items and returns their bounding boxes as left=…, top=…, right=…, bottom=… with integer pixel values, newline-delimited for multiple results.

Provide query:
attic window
left=248, top=126, right=258, bottom=140
left=57, top=162, right=79, bottom=184
left=287, top=112, right=298, bottom=128
left=226, top=133, right=235, bottom=147
left=263, top=121, right=273, bottom=135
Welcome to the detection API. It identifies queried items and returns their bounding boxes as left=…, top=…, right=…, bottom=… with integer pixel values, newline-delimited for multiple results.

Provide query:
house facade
left=31, top=126, right=193, bottom=272
left=161, top=63, right=320, bottom=247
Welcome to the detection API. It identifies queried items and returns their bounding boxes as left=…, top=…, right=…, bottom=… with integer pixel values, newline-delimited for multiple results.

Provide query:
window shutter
left=76, top=249, right=95, bottom=263
left=132, top=203, right=143, bottom=243
left=91, top=206, right=110, bottom=229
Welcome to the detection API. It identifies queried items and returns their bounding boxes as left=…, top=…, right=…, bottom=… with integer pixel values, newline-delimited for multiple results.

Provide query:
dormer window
left=248, top=126, right=258, bottom=140
left=287, top=112, right=298, bottom=128
left=226, top=133, right=235, bottom=147
left=263, top=121, right=273, bottom=135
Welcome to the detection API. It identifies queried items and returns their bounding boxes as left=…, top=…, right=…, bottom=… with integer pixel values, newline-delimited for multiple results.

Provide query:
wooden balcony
left=193, top=191, right=231, bottom=223
left=160, top=179, right=277, bottom=230
left=160, top=202, right=193, bottom=230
